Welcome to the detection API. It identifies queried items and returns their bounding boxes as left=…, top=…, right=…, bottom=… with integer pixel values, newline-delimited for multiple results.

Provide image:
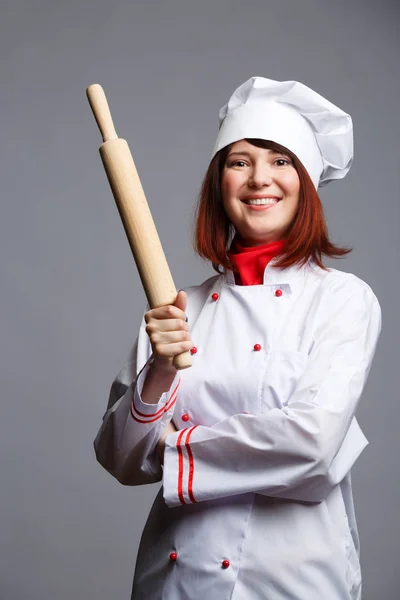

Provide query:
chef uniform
left=94, top=78, right=382, bottom=600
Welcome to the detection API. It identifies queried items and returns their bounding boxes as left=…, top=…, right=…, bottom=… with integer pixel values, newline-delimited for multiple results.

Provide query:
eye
left=228, top=160, right=248, bottom=168
left=275, top=158, right=292, bottom=167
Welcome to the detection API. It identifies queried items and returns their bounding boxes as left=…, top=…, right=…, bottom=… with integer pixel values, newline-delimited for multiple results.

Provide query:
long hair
left=193, top=138, right=352, bottom=274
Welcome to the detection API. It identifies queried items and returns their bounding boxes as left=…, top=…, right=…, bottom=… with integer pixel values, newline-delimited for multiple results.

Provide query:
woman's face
left=221, top=140, right=301, bottom=246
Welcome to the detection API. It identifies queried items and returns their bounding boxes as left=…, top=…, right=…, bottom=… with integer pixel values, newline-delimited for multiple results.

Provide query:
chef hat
left=211, top=76, right=353, bottom=189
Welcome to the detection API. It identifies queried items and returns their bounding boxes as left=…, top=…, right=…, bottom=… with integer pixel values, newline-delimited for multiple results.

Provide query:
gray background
left=1, top=0, right=398, bottom=598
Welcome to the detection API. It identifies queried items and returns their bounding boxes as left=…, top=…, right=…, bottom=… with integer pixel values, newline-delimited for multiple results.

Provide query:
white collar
left=223, top=258, right=321, bottom=294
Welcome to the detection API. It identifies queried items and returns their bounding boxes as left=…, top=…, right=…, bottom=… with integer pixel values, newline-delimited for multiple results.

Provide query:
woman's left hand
left=157, top=420, right=178, bottom=465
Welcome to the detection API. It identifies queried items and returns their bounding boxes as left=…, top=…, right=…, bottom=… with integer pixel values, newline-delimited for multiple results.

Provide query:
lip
left=240, top=196, right=282, bottom=211
left=243, top=203, right=279, bottom=211
left=241, top=195, right=282, bottom=201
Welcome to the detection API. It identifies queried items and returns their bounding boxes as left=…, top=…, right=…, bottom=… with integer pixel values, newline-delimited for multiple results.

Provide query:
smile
left=240, top=197, right=282, bottom=211
left=241, top=197, right=282, bottom=206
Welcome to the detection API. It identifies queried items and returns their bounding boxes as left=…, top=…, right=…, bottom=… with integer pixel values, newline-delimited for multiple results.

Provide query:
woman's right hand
left=144, top=290, right=194, bottom=373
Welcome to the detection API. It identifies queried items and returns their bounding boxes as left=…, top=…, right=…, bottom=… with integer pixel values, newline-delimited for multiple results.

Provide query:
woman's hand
left=157, top=420, right=178, bottom=465
left=144, top=290, right=194, bottom=373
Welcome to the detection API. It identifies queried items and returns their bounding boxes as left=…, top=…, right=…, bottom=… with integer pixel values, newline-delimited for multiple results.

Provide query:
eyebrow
left=227, top=150, right=286, bottom=158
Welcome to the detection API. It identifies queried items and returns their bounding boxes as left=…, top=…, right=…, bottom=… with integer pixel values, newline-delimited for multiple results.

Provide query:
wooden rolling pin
left=86, top=83, right=192, bottom=370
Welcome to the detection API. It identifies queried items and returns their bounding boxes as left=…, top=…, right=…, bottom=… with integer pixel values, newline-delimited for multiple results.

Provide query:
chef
left=94, top=77, right=382, bottom=600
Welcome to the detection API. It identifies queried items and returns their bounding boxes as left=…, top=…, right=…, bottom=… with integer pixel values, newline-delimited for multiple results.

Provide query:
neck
left=227, top=235, right=286, bottom=285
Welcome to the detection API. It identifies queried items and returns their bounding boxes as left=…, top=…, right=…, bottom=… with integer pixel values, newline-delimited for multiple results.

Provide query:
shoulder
left=182, top=274, right=221, bottom=297
left=320, top=265, right=379, bottom=300
left=181, top=274, right=221, bottom=321
left=307, top=263, right=381, bottom=317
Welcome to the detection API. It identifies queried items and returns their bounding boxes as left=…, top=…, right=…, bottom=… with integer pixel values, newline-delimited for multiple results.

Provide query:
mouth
left=240, top=196, right=282, bottom=206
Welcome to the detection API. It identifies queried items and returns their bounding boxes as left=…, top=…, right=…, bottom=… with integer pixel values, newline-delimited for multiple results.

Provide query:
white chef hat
left=211, top=76, right=353, bottom=189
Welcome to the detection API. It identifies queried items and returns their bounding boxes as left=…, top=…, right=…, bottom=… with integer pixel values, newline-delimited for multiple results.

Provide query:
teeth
left=246, top=198, right=279, bottom=205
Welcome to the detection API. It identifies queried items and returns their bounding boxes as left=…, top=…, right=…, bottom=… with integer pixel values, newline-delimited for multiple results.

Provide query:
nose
left=248, top=164, right=273, bottom=188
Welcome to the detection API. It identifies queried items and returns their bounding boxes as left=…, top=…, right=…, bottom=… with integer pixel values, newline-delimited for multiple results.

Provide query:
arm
left=162, top=278, right=382, bottom=506
left=93, top=291, right=192, bottom=485
left=93, top=318, right=181, bottom=485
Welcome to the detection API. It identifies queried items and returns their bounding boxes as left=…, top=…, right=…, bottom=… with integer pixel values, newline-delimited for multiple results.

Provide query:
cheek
left=281, top=171, right=300, bottom=195
left=221, top=173, right=238, bottom=209
left=221, top=171, right=243, bottom=198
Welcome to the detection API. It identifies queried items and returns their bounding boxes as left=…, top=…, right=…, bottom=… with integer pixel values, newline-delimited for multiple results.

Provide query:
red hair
left=193, top=139, right=352, bottom=274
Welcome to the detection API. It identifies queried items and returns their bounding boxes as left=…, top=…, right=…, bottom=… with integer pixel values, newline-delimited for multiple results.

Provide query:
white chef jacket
left=94, top=258, right=382, bottom=600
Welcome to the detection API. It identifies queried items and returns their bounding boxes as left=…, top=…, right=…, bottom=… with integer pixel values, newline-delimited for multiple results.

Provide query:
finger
left=145, top=303, right=187, bottom=324
left=146, top=318, right=189, bottom=334
left=174, top=290, right=187, bottom=314
left=154, top=340, right=194, bottom=359
left=150, top=329, right=191, bottom=346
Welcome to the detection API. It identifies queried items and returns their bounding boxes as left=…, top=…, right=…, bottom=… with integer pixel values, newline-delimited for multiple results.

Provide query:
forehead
left=228, top=140, right=283, bottom=155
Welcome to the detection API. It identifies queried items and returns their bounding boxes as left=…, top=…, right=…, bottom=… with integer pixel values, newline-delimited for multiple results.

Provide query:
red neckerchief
left=227, top=236, right=286, bottom=285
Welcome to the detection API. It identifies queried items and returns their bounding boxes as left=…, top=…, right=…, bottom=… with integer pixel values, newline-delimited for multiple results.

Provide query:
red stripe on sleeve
left=130, top=380, right=180, bottom=423
left=176, top=429, right=189, bottom=505
left=185, top=426, right=198, bottom=504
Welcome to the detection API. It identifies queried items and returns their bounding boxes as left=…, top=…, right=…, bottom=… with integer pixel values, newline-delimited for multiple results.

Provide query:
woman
left=94, top=77, right=382, bottom=599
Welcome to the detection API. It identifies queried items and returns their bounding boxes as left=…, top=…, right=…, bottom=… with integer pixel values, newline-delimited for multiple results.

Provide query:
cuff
left=130, top=358, right=181, bottom=424
left=163, top=425, right=200, bottom=507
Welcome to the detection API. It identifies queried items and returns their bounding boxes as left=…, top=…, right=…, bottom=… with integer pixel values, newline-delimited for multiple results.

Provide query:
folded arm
left=162, top=278, right=382, bottom=506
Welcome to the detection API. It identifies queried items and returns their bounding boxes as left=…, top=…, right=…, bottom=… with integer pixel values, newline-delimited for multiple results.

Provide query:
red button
left=169, top=552, right=177, bottom=562
left=275, top=289, right=283, bottom=297
left=211, top=293, right=219, bottom=301
left=181, top=413, right=189, bottom=422
left=222, top=559, right=230, bottom=569
left=190, top=346, right=198, bottom=355
left=253, top=344, right=262, bottom=351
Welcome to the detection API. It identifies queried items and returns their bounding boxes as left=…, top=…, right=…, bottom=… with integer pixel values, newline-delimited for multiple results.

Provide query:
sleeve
left=93, top=315, right=181, bottom=486
left=162, top=278, right=382, bottom=507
